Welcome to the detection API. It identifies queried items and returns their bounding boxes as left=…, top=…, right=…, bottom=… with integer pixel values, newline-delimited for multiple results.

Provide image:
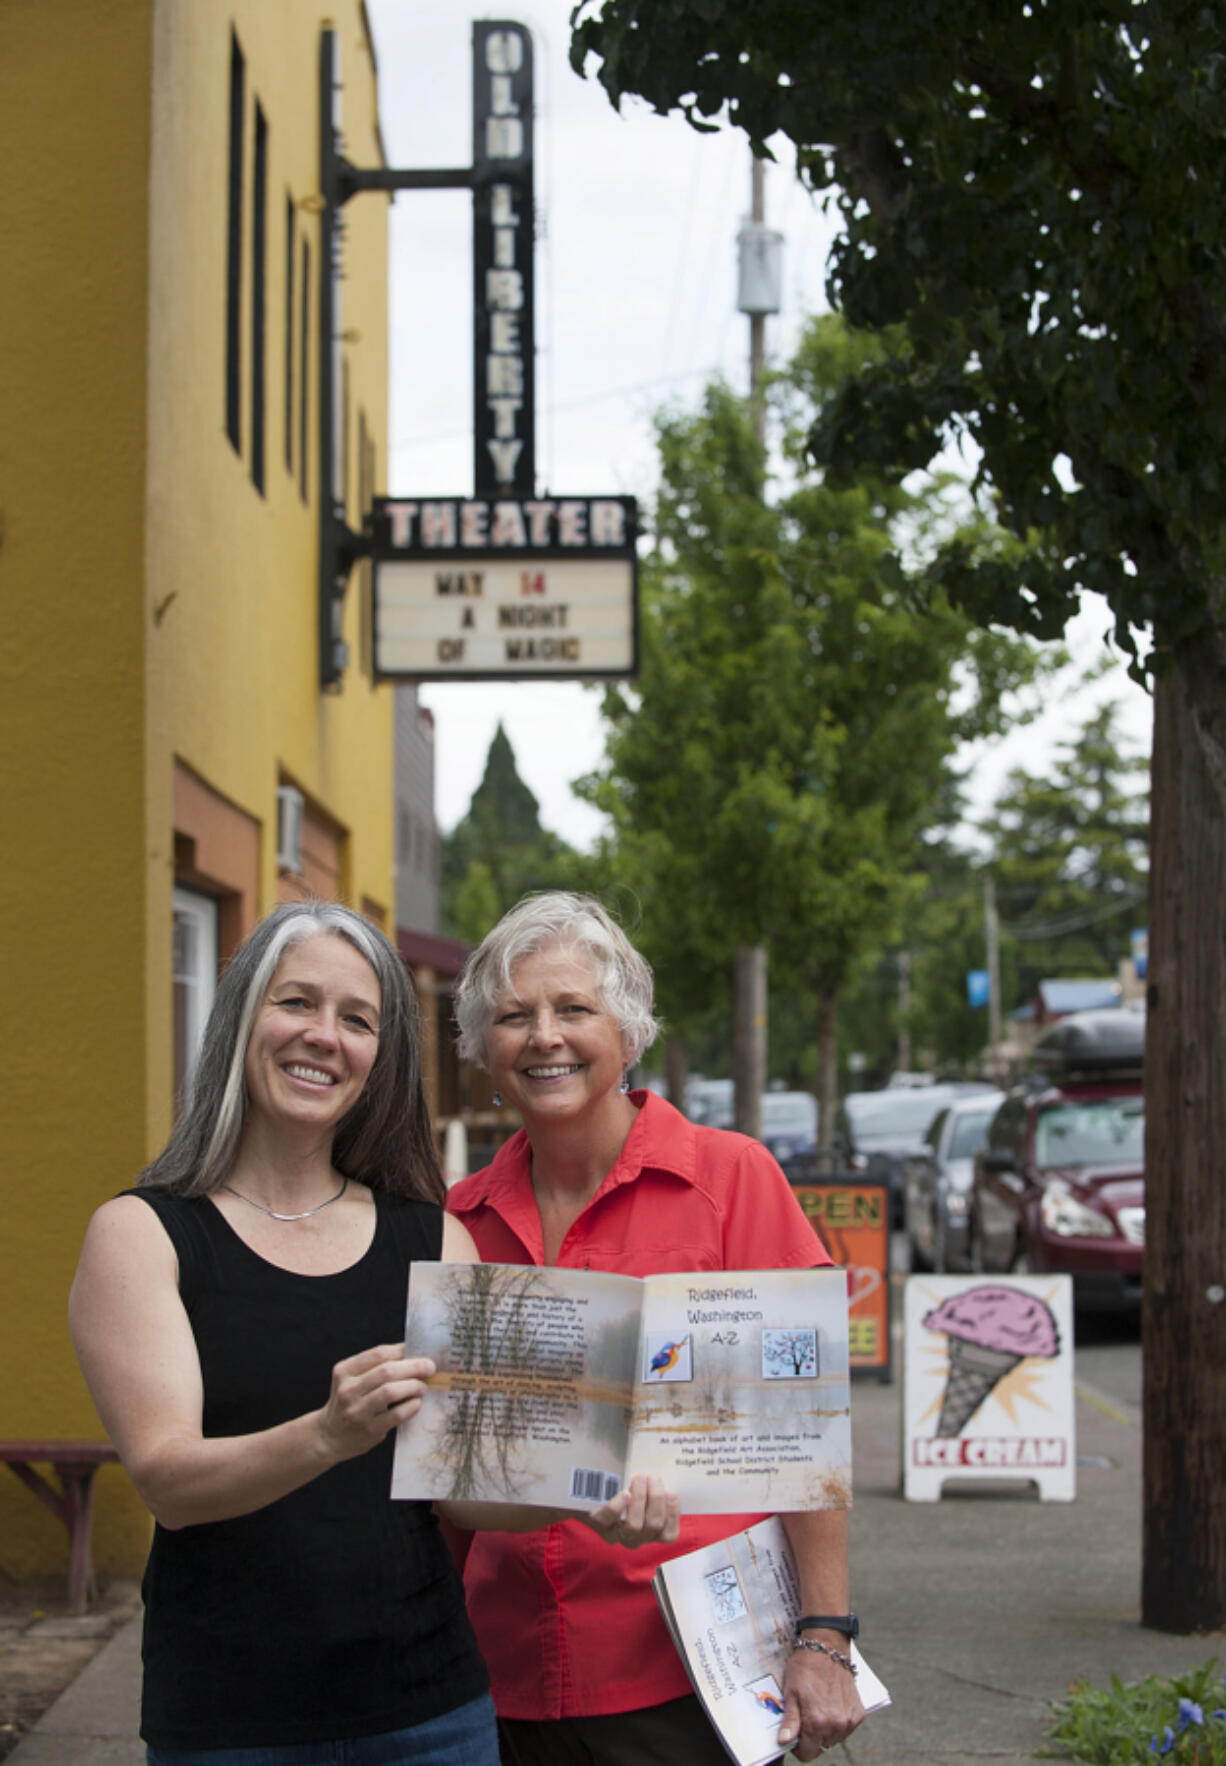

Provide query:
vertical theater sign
left=317, top=20, right=638, bottom=687
left=472, top=23, right=534, bottom=500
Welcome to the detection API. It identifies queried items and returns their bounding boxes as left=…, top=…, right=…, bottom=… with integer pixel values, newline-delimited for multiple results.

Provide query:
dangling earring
left=620, top=1074, right=631, bottom=1095
left=493, top=1090, right=502, bottom=1108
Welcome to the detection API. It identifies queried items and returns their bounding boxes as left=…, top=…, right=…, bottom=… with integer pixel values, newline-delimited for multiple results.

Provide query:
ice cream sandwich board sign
left=902, top=1276, right=1075, bottom=1502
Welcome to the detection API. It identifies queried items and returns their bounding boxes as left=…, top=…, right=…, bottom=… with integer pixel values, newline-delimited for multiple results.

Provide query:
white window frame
left=172, top=887, right=219, bottom=1095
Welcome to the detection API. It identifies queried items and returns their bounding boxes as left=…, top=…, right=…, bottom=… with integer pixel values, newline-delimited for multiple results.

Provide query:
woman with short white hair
left=447, top=891, right=865, bottom=1766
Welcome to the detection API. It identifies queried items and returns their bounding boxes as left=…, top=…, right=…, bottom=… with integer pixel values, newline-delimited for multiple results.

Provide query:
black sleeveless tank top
left=130, top=1187, right=489, bottom=1750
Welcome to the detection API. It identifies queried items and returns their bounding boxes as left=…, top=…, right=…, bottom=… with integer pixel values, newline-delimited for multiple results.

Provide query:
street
left=1070, top=1308, right=1143, bottom=1415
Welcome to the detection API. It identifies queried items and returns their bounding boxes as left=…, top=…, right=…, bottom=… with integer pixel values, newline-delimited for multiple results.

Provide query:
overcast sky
left=364, top=0, right=1153, bottom=846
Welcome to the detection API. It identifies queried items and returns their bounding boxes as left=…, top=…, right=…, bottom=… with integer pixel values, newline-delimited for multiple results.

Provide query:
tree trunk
left=733, top=944, right=766, bottom=1138
left=896, top=949, right=911, bottom=1073
left=815, top=988, right=839, bottom=1171
left=1141, top=667, right=1226, bottom=1631
left=664, top=1035, right=689, bottom=1111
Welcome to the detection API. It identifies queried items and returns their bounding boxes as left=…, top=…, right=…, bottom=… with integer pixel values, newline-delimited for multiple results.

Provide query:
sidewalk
left=11, top=1341, right=1219, bottom=1764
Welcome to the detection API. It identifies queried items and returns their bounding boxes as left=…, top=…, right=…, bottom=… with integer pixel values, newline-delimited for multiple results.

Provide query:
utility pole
left=984, top=875, right=1002, bottom=1070
left=731, top=152, right=778, bottom=1140
left=897, top=948, right=912, bottom=1073
left=747, top=157, right=767, bottom=444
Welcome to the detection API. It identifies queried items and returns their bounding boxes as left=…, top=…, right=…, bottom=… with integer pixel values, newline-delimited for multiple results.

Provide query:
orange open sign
left=793, top=1183, right=891, bottom=1379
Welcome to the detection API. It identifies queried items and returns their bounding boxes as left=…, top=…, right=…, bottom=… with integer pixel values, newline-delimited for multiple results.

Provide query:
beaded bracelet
left=793, top=1636, right=858, bottom=1676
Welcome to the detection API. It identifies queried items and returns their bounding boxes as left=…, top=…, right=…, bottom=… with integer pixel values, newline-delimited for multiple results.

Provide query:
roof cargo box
left=1032, top=1006, right=1145, bottom=1079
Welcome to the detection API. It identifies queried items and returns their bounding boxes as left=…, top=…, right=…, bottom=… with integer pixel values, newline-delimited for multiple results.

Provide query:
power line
left=387, top=361, right=729, bottom=458
left=1000, top=887, right=1147, bottom=942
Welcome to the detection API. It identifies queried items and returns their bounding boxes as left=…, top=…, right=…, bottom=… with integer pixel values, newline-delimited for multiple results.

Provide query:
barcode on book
left=569, top=1467, right=621, bottom=1502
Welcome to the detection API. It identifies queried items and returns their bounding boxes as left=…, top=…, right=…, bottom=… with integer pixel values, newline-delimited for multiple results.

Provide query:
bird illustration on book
left=649, top=1337, right=689, bottom=1378
left=751, top=1685, right=785, bottom=1716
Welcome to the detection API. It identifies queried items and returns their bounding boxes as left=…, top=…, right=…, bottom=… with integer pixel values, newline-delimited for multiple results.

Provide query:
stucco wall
left=0, top=0, right=156, bottom=1574
left=0, top=0, right=396, bottom=1579
left=143, top=3, right=394, bottom=1163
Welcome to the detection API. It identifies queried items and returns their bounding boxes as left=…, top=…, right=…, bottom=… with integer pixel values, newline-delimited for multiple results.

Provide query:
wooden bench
left=0, top=1440, right=119, bottom=1613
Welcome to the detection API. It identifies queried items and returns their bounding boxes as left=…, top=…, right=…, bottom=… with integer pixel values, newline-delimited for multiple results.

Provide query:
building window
left=225, top=30, right=245, bottom=454
left=172, top=887, right=218, bottom=1106
left=251, top=103, right=268, bottom=494
left=358, top=407, right=372, bottom=676
left=299, top=238, right=310, bottom=502
left=284, top=194, right=295, bottom=476
left=341, top=355, right=351, bottom=517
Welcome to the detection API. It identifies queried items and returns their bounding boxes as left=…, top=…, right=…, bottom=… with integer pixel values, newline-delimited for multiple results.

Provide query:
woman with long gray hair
left=69, top=900, right=499, bottom=1763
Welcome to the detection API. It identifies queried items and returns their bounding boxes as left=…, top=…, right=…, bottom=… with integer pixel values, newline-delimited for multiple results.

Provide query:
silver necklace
left=221, top=1176, right=348, bottom=1221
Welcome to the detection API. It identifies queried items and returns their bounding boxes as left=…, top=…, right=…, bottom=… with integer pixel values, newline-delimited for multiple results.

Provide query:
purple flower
left=1210, top=1708, right=1226, bottom=1723
left=1176, top=1698, right=1204, bottom=1731
left=1151, top=1724, right=1175, bottom=1755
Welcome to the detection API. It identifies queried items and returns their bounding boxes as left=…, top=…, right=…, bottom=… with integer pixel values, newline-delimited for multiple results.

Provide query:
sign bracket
left=317, top=22, right=624, bottom=693
left=317, top=32, right=480, bottom=689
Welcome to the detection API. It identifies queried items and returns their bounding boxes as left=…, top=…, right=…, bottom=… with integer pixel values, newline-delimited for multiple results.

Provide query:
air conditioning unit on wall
left=276, top=785, right=305, bottom=873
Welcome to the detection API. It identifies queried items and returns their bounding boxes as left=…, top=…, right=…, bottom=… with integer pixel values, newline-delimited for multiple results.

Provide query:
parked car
left=837, top=1081, right=998, bottom=1224
left=758, top=1090, right=819, bottom=1162
left=968, top=1007, right=1145, bottom=1311
left=684, top=1077, right=734, bottom=1129
left=903, top=1090, right=1005, bottom=1271
left=685, top=1081, right=818, bottom=1162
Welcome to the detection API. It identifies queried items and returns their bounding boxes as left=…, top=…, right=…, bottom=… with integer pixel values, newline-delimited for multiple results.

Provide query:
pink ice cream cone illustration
left=924, top=1285, right=1059, bottom=1437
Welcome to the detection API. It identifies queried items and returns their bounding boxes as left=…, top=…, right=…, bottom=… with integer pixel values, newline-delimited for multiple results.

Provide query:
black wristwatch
left=795, top=1614, right=859, bottom=1639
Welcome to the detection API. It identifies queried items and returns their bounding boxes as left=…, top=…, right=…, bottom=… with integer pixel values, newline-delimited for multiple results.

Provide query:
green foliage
left=571, top=0, right=1226, bottom=705
left=898, top=840, right=1000, bottom=1073
left=440, top=723, right=580, bottom=942
left=448, top=860, right=501, bottom=949
left=580, top=314, right=1044, bottom=1072
left=1042, top=1661, right=1226, bottom=1764
left=839, top=702, right=1147, bottom=1075
left=984, top=702, right=1149, bottom=997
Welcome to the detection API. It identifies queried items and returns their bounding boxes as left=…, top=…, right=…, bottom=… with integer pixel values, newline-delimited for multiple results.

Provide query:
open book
left=653, top=1517, right=890, bottom=1766
left=391, top=1263, right=851, bottom=1513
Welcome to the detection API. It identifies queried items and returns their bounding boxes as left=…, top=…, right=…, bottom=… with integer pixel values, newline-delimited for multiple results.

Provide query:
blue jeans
left=145, top=1693, right=500, bottom=1765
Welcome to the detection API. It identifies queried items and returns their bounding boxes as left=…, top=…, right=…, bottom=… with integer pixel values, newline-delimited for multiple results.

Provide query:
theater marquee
left=370, top=494, right=638, bottom=681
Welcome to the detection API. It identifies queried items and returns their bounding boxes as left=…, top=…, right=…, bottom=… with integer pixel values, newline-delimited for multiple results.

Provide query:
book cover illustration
left=653, top=1517, right=890, bottom=1766
left=391, top=1263, right=852, bottom=1514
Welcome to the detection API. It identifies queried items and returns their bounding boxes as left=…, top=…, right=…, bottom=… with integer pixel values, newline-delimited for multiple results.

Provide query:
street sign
left=1131, top=928, right=1148, bottom=979
left=966, top=969, right=990, bottom=1007
left=370, top=494, right=638, bottom=681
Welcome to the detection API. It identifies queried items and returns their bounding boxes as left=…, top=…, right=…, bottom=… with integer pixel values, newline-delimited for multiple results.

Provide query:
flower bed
left=1044, top=1662, right=1226, bottom=1764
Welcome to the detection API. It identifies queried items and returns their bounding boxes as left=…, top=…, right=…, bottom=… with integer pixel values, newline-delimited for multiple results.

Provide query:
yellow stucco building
left=0, top=0, right=395, bottom=1578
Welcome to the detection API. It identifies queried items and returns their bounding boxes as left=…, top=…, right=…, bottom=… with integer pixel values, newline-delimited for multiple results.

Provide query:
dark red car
left=969, top=1007, right=1145, bottom=1311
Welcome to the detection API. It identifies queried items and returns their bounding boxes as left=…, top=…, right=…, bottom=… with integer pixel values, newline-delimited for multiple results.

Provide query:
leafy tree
left=571, top=0, right=1226, bottom=1637
left=843, top=837, right=1000, bottom=1081
left=574, top=825, right=735, bottom=1098
left=440, top=723, right=579, bottom=943
left=985, top=703, right=1149, bottom=996
left=582, top=316, right=1041, bottom=1144
left=840, top=704, right=1147, bottom=1074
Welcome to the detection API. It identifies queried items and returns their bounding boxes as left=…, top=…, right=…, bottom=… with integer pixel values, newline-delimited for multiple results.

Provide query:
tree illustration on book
left=405, top=1263, right=557, bottom=1500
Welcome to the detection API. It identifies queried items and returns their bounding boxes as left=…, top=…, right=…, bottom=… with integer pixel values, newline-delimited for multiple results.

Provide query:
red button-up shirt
left=445, top=1091, right=832, bottom=1719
